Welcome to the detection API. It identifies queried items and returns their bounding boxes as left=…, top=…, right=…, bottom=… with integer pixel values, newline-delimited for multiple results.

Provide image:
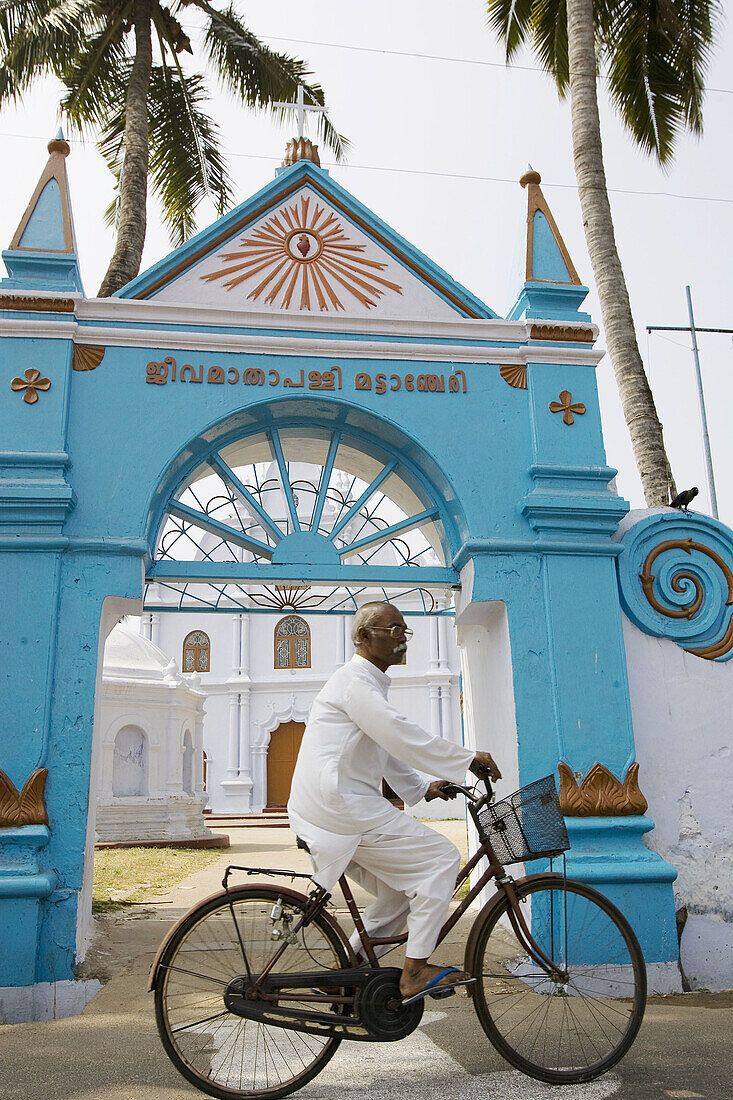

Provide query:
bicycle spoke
left=172, top=1010, right=230, bottom=1035
left=155, top=888, right=347, bottom=1097
left=472, top=877, right=645, bottom=1083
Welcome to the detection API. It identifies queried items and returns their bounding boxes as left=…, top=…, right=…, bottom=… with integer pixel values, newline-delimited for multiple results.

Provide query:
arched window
left=183, top=630, right=210, bottom=673
left=202, top=750, right=209, bottom=793
left=274, top=616, right=310, bottom=669
left=112, top=725, right=148, bottom=797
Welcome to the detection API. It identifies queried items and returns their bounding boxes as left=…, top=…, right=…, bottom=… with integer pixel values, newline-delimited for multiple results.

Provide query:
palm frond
left=59, top=20, right=130, bottom=127
left=191, top=0, right=348, bottom=160
left=0, top=0, right=99, bottom=105
left=100, top=61, right=234, bottom=247
left=531, top=0, right=570, bottom=92
left=486, top=0, right=536, bottom=61
left=599, top=0, right=719, bottom=163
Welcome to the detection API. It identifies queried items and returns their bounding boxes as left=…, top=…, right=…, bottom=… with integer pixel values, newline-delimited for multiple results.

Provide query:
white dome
left=103, top=622, right=179, bottom=683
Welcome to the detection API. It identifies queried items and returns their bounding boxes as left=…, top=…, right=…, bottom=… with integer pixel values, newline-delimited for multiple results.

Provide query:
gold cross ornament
left=10, top=367, right=51, bottom=404
left=549, top=389, right=586, bottom=425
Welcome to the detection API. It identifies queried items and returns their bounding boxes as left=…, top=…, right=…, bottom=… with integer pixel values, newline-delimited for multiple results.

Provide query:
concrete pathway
left=0, top=823, right=731, bottom=1100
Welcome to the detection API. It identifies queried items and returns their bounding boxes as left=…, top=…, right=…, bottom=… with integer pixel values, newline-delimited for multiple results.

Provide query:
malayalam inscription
left=145, top=357, right=467, bottom=395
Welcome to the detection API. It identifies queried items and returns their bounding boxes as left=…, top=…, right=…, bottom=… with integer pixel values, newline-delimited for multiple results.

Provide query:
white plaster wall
left=77, top=595, right=141, bottom=965
left=622, top=615, right=733, bottom=990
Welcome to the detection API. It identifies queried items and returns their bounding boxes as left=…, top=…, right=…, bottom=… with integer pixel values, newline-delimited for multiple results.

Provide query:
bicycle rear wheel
left=471, top=874, right=646, bottom=1084
left=154, top=885, right=350, bottom=1099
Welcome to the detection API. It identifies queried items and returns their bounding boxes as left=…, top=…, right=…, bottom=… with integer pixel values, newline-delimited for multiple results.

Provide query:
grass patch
left=92, top=847, right=221, bottom=913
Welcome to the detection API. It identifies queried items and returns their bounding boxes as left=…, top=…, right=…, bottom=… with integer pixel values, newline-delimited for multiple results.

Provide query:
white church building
left=95, top=623, right=214, bottom=843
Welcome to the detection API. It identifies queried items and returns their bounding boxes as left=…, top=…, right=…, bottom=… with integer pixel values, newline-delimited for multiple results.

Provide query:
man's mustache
left=393, top=642, right=408, bottom=654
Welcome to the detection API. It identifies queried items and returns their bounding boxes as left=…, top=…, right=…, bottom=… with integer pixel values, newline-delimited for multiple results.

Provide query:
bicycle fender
left=462, top=872, right=567, bottom=990
left=147, top=882, right=356, bottom=991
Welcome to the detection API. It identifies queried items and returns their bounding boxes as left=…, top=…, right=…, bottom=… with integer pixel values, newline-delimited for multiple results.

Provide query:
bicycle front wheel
left=154, top=885, right=350, bottom=1100
left=471, top=874, right=646, bottom=1084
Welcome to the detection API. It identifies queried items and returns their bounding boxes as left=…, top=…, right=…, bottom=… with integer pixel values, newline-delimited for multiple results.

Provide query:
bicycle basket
left=470, top=774, right=569, bottom=865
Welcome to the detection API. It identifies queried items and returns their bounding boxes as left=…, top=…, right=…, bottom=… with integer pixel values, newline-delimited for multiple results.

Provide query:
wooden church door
left=266, top=721, right=306, bottom=810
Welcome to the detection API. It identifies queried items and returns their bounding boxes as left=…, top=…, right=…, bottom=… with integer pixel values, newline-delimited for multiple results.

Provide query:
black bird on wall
left=669, top=487, right=699, bottom=511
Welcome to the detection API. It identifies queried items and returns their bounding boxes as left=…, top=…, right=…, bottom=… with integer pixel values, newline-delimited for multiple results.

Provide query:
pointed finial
left=47, top=129, right=70, bottom=157
left=2, top=132, right=83, bottom=292
left=520, top=168, right=541, bottom=188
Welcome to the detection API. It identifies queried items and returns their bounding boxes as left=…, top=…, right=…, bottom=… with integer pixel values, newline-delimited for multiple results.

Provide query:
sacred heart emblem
left=297, top=233, right=311, bottom=257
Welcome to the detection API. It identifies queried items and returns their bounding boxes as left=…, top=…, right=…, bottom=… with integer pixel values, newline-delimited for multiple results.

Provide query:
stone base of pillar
left=548, top=816, right=682, bottom=994
left=0, top=978, right=102, bottom=1024
left=220, top=778, right=253, bottom=814
left=0, top=826, right=55, bottom=990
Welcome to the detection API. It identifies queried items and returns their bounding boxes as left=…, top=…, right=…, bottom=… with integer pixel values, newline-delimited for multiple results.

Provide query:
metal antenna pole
left=685, top=285, right=718, bottom=519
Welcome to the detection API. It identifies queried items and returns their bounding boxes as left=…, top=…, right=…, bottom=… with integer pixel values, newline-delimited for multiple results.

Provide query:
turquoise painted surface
left=531, top=210, right=572, bottom=282
left=18, top=181, right=66, bottom=251
left=0, top=249, right=84, bottom=291
left=0, top=157, right=684, bottom=991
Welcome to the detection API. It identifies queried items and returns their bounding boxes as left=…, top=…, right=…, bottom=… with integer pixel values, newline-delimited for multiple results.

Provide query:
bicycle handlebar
left=439, top=774, right=494, bottom=805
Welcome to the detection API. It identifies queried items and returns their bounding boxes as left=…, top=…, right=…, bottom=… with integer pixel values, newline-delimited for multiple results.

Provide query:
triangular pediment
left=117, top=160, right=493, bottom=320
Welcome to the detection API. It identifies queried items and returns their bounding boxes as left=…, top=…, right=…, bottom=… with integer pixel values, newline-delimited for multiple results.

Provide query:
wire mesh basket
left=470, top=774, right=569, bottom=865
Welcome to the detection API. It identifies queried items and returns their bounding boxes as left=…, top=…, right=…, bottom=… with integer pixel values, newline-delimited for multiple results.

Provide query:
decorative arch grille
left=146, top=424, right=459, bottom=618
left=183, top=630, right=210, bottom=672
left=274, top=615, right=310, bottom=669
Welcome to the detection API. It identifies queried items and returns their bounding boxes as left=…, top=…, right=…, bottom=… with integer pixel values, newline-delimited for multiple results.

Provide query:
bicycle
left=149, top=773, right=646, bottom=1098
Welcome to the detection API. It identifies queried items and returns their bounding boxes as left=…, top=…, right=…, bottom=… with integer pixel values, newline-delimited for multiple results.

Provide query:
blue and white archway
left=145, top=404, right=464, bottom=616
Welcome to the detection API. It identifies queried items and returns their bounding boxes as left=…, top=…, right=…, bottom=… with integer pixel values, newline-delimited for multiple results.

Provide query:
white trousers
left=344, top=814, right=461, bottom=960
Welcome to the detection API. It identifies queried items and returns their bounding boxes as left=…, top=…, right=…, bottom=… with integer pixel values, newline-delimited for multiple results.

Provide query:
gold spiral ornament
left=639, top=537, right=733, bottom=659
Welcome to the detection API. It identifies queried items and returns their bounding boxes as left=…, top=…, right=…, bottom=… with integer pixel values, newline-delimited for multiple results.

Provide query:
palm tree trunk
left=565, top=0, right=676, bottom=506
left=98, top=0, right=153, bottom=296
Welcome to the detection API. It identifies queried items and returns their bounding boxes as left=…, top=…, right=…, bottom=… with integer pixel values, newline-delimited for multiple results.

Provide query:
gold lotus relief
left=201, top=194, right=403, bottom=312
left=558, top=761, right=648, bottom=816
left=0, top=767, right=49, bottom=827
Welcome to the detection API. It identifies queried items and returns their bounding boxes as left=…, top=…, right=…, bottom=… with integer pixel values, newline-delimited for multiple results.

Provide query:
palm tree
left=0, top=1, right=347, bottom=296
left=487, top=0, right=720, bottom=505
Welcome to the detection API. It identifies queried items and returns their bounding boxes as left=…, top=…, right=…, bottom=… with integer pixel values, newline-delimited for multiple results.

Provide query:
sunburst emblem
left=201, top=194, right=403, bottom=311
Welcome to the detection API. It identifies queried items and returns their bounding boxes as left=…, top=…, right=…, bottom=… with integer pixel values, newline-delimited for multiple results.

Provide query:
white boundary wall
left=623, top=616, right=733, bottom=990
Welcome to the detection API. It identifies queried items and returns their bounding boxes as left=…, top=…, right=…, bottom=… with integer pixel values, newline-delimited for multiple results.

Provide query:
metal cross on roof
left=274, top=85, right=327, bottom=140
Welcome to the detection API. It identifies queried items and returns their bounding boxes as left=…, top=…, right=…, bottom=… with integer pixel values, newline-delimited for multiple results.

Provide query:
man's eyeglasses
left=367, top=625, right=413, bottom=639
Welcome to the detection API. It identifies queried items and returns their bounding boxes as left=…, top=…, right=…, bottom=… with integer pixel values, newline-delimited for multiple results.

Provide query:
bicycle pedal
left=429, top=987, right=457, bottom=1000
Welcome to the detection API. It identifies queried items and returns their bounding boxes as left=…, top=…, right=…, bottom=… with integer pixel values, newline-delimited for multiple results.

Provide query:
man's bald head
left=351, top=601, right=397, bottom=646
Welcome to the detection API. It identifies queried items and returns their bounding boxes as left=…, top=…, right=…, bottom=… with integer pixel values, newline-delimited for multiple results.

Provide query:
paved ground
left=1, top=823, right=731, bottom=1100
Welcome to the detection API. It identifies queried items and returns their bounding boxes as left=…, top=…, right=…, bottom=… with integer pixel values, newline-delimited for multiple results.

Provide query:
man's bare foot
left=398, top=961, right=471, bottom=999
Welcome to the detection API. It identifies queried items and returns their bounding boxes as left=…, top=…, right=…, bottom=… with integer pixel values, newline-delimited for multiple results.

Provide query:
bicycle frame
left=338, top=828, right=565, bottom=980
left=219, top=806, right=565, bottom=1010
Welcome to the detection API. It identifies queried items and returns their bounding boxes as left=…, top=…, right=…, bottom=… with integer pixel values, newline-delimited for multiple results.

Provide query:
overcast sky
left=2, top=1, right=731, bottom=521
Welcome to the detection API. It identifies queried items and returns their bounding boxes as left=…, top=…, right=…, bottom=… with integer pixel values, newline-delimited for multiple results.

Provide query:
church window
left=183, top=630, right=210, bottom=673
left=274, top=616, right=311, bottom=669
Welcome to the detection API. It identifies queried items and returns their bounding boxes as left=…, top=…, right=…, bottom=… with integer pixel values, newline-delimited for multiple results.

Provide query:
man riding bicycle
left=288, top=600, right=501, bottom=1004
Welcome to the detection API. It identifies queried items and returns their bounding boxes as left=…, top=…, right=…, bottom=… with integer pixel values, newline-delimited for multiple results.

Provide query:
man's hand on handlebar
left=424, top=780, right=460, bottom=802
left=470, top=752, right=502, bottom=782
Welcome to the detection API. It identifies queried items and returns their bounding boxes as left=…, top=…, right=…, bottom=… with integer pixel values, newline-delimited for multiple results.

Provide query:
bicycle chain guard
left=223, top=966, right=423, bottom=1043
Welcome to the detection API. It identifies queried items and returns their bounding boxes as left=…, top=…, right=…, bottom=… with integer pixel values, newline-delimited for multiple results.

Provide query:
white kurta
left=288, top=654, right=474, bottom=891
